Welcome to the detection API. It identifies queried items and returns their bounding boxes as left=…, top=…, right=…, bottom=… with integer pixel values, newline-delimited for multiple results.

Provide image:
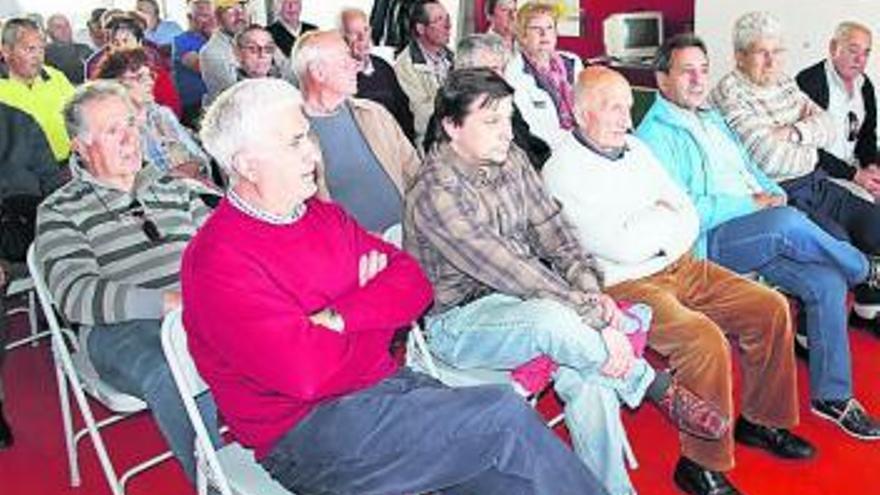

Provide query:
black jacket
left=796, top=60, right=878, bottom=178
left=267, top=20, right=318, bottom=58
left=356, top=55, right=416, bottom=142
left=0, top=102, right=66, bottom=200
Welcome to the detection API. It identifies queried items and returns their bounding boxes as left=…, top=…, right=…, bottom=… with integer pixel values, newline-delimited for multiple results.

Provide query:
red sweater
left=181, top=199, right=433, bottom=458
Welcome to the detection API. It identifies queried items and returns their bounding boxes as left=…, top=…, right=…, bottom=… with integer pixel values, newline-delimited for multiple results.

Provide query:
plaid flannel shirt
left=404, top=142, right=608, bottom=328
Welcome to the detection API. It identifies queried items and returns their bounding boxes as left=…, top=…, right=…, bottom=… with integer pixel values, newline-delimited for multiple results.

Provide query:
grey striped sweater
left=710, top=70, right=835, bottom=182
left=35, top=162, right=213, bottom=326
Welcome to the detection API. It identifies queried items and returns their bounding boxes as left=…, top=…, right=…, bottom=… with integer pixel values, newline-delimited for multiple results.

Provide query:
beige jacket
left=393, top=42, right=453, bottom=147
left=316, top=97, right=421, bottom=200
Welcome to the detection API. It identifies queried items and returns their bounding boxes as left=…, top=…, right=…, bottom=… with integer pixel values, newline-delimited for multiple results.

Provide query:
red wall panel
left=477, top=0, right=695, bottom=60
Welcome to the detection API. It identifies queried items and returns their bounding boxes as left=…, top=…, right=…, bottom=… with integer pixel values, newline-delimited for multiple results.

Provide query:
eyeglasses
left=847, top=111, right=860, bottom=142
left=124, top=199, right=163, bottom=243
left=121, top=68, right=155, bottom=84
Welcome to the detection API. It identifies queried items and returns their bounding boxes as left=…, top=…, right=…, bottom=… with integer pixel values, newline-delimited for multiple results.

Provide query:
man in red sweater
left=182, top=78, right=608, bottom=494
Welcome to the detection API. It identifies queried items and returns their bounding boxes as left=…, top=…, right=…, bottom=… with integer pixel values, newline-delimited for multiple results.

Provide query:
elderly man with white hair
left=339, top=7, right=416, bottom=141
left=267, top=0, right=317, bottom=60
left=183, top=77, right=610, bottom=495
left=35, top=80, right=220, bottom=481
left=797, top=22, right=880, bottom=194
left=711, top=11, right=880, bottom=327
left=293, top=30, right=419, bottom=233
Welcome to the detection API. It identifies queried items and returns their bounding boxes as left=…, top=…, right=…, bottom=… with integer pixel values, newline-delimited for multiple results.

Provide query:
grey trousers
left=260, top=367, right=609, bottom=495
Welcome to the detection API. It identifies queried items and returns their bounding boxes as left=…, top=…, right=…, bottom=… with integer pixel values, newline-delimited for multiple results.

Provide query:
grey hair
left=732, top=11, right=782, bottom=53
left=833, top=21, right=872, bottom=44
left=200, top=78, right=304, bottom=176
left=291, top=30, right=322, bottom=85
left=63, top=80, right=132, bottom=142
left=1, top=17, right=41, bottom=48
left=455, top=32, right=509, bottom=69
left=338, top=7, right=367, bottom=31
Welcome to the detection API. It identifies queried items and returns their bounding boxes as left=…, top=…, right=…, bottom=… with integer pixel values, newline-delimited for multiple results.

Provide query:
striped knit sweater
left=710, top=70, right=835, bottom=182
left=35, top=161, right=213, bottom=326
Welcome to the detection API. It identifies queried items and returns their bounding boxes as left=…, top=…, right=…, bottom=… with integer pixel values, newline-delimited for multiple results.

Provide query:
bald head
left=573, top=66, right=633, bottom=151
left=293, top=30, right=359, bottom=105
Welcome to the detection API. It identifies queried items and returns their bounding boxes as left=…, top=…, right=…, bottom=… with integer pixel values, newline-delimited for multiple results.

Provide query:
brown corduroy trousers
left=608, top=254, right=798, bottom=471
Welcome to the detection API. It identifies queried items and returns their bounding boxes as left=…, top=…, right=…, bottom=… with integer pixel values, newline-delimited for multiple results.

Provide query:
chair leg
left=54, top=348, right=81, bottom=487
left=55, top=335, right=126, bottom=495
left=27, top=290, right=38, bottom=347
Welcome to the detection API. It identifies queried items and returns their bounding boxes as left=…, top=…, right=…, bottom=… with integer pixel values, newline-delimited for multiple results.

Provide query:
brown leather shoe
left=653, top=380, right=729, bottom=440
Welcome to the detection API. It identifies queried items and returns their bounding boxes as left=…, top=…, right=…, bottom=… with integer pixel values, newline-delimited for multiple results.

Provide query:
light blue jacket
left=635, top=94, right=784, bottom=257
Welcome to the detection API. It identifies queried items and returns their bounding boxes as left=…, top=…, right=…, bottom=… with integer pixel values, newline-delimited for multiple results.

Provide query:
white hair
left=199, top=79, right=303, bottom=176
left=732, top=11, right=782, bottom=53
left=455, top=32, right=509, bottom=69
left=833, top=21, right=872, bottom=44
left=338, top=7, right=367, bottom=31
left=290, top=31, right=323, bottom=86
left=63, top=80, right=132, bottom=142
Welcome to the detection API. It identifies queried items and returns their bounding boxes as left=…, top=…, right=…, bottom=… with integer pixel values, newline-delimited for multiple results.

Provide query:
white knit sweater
left=542, top=134, right=699, bottom=287
left=710, top=70, right=835, bottom=182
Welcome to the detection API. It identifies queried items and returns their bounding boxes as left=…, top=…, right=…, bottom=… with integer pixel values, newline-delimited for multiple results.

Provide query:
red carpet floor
left=1, top=309, right=879, bottom=495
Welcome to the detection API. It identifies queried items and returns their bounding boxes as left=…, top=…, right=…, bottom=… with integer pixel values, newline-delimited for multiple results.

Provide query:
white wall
left=696, top=0, right=880, bottom=84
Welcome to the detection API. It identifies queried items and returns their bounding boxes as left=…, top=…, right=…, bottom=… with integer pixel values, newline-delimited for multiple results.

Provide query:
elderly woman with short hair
left=503, top=1, right=582, bottom=147
left=711, top=11, right=880, bottom=416
left=97, top=48, right=209, bottom=181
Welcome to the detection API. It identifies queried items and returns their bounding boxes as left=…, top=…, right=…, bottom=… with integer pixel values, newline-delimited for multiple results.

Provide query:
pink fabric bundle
left=510, top=301, right=653, bottom=395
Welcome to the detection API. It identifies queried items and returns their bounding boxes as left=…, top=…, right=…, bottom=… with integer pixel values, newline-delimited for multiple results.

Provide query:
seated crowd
left=1, top=3, right=880, bottom=495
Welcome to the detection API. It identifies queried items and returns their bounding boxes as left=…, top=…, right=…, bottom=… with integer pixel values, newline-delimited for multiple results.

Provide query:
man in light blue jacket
left=637, top=33, right=880, bottom=446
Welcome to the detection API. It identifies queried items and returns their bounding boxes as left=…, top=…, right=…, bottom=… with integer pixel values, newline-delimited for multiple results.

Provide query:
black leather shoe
left=812, top=398, right=880, bottom=440
left=733, top=416, right=814, bottom=459
left=673, top=457, right=741, bottom=495
left=0, top=401, right=13, bottom=449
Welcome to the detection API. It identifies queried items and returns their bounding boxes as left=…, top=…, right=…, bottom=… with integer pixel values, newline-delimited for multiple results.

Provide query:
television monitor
left=603, top=11, right=664, bottom=61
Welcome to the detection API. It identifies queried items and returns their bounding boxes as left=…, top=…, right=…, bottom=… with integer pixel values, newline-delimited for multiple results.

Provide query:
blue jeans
left=87, top=319, right=220, bottom=481
left=261, top=368, right=608, bottom=495
left=425, top=293, right=655, bottom=495
left=708, top=206, right=867, bottom=400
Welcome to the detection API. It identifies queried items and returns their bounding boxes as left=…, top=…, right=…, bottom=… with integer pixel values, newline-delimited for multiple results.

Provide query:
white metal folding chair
left=27, top=244, right=173, bottom=495
left=160, top=309, right=293, bottom=495
left=4, top=271, right=49, bottom=351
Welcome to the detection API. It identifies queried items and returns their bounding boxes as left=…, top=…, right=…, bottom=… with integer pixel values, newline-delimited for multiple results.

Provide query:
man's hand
left=752, top=193, right=785, bottom=209
left=162, top=290, right=182, bottom=314
left=359, top=250, right=388, bottom=287
left=309, top=308, right=345, bottom=332
left=771, top=125, right=798, bottom=143
left=599, top=326, right=635, bottom=378
left=854, top=165, right=880, bottom=196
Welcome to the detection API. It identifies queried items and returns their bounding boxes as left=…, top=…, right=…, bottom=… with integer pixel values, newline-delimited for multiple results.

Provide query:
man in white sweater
left=543, top=66, right=813, bottom=495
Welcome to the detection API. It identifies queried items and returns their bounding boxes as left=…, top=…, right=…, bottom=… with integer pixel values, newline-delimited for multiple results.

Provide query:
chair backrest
left=27, top=244, right=68, bottom=347
left=28, top=244, right=146, bottom=411
left=160, top=309, right=235, bottom=495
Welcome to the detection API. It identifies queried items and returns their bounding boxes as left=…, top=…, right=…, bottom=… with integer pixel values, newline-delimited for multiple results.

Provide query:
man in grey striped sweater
left=34, top=81, right=219, bottom=481
left=712, top=11, right=880, bottom=323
